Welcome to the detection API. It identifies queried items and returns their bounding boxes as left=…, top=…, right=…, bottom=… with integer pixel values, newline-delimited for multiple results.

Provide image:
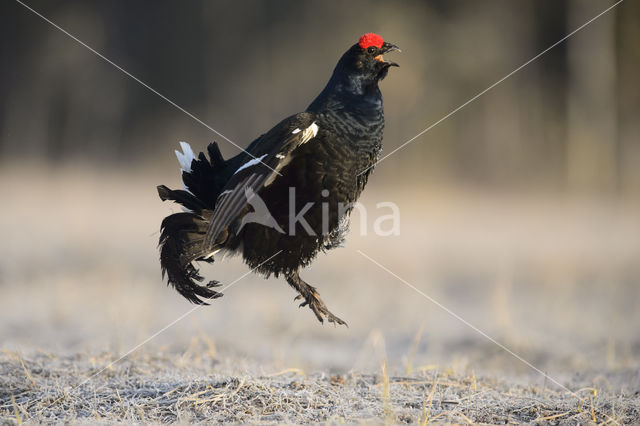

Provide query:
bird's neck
left=306, top=75, right=385, bottom=149
left=307, top=71, right=383, bottom=115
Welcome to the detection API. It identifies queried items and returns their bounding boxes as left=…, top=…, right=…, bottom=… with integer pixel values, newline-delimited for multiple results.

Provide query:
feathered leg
left=285, top=271, right=347, bottom=326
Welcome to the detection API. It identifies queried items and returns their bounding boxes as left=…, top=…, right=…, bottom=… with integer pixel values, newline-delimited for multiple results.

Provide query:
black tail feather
left=157, top=185, right=207, bottom=212
left=158, top=141, right=233, bottom=304
left=182, top=142, right=231, bottom=209
left=206, top=142, right=225, bottom=168
left=159, top=211, right=222, bottom=304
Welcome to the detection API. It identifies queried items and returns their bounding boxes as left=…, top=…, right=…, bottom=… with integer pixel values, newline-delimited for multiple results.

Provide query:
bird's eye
left=367, top=46, right=377, bottom=54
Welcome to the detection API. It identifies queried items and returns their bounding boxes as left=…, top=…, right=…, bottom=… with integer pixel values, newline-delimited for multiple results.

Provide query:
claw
left=306, top=296, right=347, bottom=326
left=327, top=314, right=348, bottom=327
left=287, top=275, right=347, bottom=327
left=310, top=307, right=324, bottom=323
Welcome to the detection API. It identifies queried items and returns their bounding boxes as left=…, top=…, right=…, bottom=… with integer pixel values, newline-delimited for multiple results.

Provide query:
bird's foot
left=295, top=289, right=347, bottom=327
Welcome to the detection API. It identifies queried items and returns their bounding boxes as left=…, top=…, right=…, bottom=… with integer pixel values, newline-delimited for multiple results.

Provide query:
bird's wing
left=204, top=113, right=319, bottom=247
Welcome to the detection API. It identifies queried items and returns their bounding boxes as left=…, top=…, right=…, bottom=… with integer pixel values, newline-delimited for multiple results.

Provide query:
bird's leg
left=285, top=272, right=347, bottom=326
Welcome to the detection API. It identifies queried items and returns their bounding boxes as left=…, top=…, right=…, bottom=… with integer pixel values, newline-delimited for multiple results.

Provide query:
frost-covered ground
left=1, top=167, right=639, bottom=423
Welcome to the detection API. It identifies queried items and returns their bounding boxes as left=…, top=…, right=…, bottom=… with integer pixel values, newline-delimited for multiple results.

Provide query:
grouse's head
left=339, top=33, right=400, bottom=87
left=308, top=33, right=400, bottom=109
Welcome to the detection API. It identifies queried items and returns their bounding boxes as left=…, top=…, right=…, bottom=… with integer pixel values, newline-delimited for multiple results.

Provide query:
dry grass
left=1, top=166, right=639, bottom=423
left=2, top=351, right=638, bottom=424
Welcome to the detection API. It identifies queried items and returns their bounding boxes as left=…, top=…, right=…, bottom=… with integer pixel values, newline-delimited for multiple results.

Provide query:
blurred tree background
left=1, top=0, right=638, bottom=193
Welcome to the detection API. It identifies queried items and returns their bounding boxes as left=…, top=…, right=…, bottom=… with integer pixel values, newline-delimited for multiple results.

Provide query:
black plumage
left=158, top=33, right=399, bottom=325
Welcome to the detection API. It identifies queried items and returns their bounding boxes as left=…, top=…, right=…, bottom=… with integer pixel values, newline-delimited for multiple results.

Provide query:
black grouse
left=158, top=33, right=399, bottom=325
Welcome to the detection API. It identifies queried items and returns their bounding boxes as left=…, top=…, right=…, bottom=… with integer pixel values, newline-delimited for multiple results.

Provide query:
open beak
left=375, top=42, right=401, bottom=67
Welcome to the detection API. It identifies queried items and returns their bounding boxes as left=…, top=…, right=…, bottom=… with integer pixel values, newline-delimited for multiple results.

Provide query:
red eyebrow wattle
left=359, top=33, right=384, bottom=49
